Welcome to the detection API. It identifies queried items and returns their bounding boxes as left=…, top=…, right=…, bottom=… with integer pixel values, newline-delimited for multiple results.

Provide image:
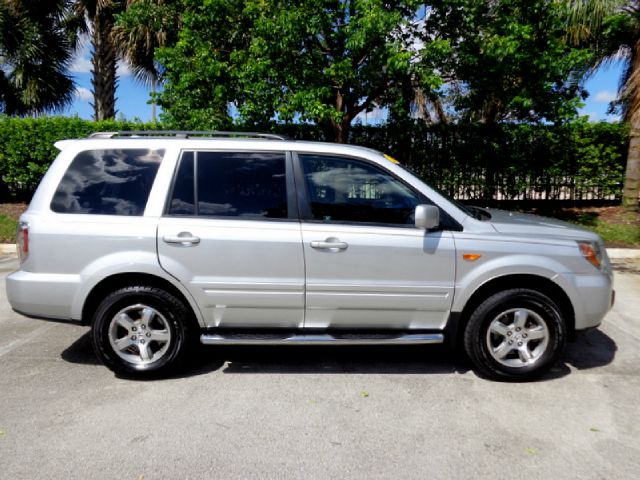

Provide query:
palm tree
left=0, top=0, right=77, bottom=115
left=72, top=0, right=125, bottom=120
left=567, top=0, right=640, bottom=210
left=112, top=0, right=179, bottom=122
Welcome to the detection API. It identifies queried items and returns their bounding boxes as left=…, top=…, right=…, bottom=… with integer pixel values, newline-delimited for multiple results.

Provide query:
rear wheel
left=91, top=286, right=193, bottom=376
left=464, top=289, right=566, bottom=381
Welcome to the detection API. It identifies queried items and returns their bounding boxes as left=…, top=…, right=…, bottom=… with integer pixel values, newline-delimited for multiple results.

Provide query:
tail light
left=16, top=222, right=29, bottom=263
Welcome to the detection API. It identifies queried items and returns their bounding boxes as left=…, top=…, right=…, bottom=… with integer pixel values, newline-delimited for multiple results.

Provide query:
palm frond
left=565, top=0, right=627, bottom=44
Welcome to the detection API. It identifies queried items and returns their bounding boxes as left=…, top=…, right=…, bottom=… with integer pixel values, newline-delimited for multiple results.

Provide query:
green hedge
left=0, top=116, right=629, bottom=202
left=0, top=117, right=159, bottom=199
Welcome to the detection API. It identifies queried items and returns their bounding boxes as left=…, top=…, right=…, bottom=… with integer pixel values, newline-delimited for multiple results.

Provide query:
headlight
left=577, top=241, right=603, bottom=269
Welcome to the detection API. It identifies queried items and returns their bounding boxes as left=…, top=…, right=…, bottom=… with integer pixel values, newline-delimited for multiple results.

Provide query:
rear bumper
left=6, top=270, right=80, bottom=320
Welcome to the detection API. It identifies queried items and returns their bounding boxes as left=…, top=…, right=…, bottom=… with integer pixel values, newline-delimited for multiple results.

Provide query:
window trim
left=292, top=151, right=462, bottom=231
left=163, top=149, right=298, bottom=223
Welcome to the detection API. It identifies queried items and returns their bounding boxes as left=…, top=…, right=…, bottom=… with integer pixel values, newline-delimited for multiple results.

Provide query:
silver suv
left=6, top=131, right=614, bottom=380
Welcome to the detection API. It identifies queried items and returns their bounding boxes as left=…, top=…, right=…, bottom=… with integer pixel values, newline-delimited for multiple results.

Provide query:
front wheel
left=463, top=289, right=566, bottom=381
left=91, top=286, right=193, bottom=377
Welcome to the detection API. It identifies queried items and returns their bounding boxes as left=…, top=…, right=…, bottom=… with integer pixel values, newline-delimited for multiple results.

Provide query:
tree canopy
left=0, top=0, right=77, bottom=115
left=147, top=0, right=596, bottom=140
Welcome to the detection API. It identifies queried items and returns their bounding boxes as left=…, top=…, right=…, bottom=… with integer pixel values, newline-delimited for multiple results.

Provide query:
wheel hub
left=486, top=308, right=550, bottom=368
left=107, top=304, right=172, bottom=366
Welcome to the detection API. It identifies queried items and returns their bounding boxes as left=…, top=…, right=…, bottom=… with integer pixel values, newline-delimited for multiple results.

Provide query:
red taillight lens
left=16, top=222, right=29, bottom=263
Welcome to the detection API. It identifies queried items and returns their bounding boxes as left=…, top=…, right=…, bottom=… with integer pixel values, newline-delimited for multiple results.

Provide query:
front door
left=157, top=150, right=304, bottom=329
left=296, top=153, right=456, bottom=330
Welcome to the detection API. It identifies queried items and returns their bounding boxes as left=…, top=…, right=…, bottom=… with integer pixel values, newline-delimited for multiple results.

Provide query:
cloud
left=75, top=87, right=93, bottom=101
left=70, top=56, right=92, bottom=74
left=117, top=60, right=132, bottom=77
left=594, top=90, right=617, bottom=103
left=70, top=40, right=91, bottom=73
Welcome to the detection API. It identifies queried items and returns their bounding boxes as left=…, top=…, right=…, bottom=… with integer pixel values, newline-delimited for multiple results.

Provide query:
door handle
left=163, top=232, right=201, bottom=246
left=310, top=239, right=348, bottom=250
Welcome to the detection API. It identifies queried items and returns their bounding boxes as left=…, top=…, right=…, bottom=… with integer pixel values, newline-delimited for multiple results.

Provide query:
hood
left=485, top=208, right=600, bottom=242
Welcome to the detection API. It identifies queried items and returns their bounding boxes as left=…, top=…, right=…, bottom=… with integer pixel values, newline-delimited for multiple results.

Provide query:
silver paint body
left=6, top=138, right=613, bottom=333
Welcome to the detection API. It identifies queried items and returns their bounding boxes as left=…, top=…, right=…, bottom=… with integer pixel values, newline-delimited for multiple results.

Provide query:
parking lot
left=0, top=254, right=639, bottom=480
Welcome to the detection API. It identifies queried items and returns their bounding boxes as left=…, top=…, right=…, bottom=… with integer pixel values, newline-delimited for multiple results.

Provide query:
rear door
left=157, top=150, right=305, bottom=329
left=296, top=153, right=457, bottom=330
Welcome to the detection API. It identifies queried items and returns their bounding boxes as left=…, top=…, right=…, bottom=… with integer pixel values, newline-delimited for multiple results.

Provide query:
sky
left=62, top=40, right=625, bottom=124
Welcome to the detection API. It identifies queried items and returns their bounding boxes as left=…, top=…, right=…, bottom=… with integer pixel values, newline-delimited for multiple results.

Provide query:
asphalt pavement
left=0, top=255, right=639, bottom=479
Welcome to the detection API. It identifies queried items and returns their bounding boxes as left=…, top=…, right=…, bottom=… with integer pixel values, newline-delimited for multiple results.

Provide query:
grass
left=528, top=206, right=640, bottom=248
left=0, top=215, right=17, bottom=243
left=575, top=215, right=640, bottom=247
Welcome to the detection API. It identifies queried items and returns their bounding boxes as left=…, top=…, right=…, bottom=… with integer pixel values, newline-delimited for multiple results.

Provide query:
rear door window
left=51, top=149, right=164, bottom=215
left=166, top=151, right=289, bottom=220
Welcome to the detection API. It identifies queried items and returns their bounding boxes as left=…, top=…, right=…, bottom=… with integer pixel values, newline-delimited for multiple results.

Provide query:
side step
left=200, top=332, right=444, bottom=346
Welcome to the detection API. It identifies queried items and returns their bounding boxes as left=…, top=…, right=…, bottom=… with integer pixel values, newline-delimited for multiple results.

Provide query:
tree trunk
left=151, top=77, right=157, bottom=123
left=622, top=130, right=640, bottom=210
left=91, top=8, right=117, bottom=121
left=331, top=117, right=350, bottom=143
left=329, top=89, right=350, bottom=143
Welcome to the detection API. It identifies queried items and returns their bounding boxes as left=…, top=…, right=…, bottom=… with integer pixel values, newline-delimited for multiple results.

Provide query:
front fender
left=451, top=253, right=570, bottom=313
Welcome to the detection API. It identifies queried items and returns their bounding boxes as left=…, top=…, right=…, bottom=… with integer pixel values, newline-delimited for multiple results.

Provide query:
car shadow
left=60, top=327, right=617, bottom=381
left=564, top=328, right=618, bottom=371
left=537, top=328, right=618, bottom=381
left=217, top=344, right=469, bottom=375
left=60, top=329, right=100, bottom=365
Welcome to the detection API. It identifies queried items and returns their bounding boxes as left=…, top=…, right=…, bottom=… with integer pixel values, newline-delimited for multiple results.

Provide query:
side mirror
left=415, top=204, right=440, bottom=230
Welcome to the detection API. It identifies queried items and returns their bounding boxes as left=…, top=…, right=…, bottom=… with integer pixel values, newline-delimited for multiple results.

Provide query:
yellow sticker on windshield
left=384, top=154, right=400, bottom=164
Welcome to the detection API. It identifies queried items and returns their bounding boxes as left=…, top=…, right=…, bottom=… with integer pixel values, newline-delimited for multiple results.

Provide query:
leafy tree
left=155, top=0, right=418, bottom=141
left=0, top=0, right=77, bottom=115
left=566, top=0, right=639, bottom=209
left=153, top=0, right=249, bottom=129
left=237, top=0, right=417, bottom=142
left=417, top=0, right=593, bottom=124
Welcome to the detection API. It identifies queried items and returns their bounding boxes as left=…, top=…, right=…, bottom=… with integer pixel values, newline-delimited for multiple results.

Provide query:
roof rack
left=88, top=131, right=291, bottom=141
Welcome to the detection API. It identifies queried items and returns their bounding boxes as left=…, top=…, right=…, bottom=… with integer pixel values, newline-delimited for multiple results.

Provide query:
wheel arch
left=448, top=274, right=575, bottom=349
left=81, top=272, right=202, bottom=329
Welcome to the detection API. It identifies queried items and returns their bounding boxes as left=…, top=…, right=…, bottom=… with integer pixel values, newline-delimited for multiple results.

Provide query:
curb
left=607, top=248, right=640, bottom=260
left=0, top=244, right=16, bottom=255
left=1, top=243, right=638, bottom=259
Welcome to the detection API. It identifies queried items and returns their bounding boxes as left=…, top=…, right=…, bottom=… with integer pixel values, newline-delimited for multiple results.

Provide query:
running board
left=200, top=332, right=444, bottom=346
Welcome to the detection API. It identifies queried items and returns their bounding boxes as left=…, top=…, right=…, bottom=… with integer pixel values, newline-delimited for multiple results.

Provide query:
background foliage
left=0, top=116, right=627, bottom=203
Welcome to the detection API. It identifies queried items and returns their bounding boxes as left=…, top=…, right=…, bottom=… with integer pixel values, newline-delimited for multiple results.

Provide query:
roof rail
left=88, top=131, right=291, bottom=140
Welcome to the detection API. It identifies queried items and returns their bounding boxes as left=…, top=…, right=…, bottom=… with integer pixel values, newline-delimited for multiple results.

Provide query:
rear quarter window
left=51, top=149, right=164, bottom=215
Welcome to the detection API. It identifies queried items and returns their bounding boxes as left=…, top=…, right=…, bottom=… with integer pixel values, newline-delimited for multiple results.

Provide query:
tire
left=463, top=288, right=566, bottom=381
left=91, top=285, right=194, bottom=377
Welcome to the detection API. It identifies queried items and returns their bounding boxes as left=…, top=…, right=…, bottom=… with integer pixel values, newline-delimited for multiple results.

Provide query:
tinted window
left=51, top=149, right=164, bottom=215
left=299, top=154, right=421, bottom=225
left=166, top=151, right=288, bottom=219
left=167, top=152, right=195, bottom=215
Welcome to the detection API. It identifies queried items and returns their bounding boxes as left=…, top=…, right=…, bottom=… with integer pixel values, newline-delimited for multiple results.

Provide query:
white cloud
left=117, top=60, right=132, bottom=77
left=70, top=55, right=92, bottom=74
left=75, top=87, right=93, bottom=101
left=594, top=90, right=617, bottom=103
left=70, top=39, right=91, bottom=73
